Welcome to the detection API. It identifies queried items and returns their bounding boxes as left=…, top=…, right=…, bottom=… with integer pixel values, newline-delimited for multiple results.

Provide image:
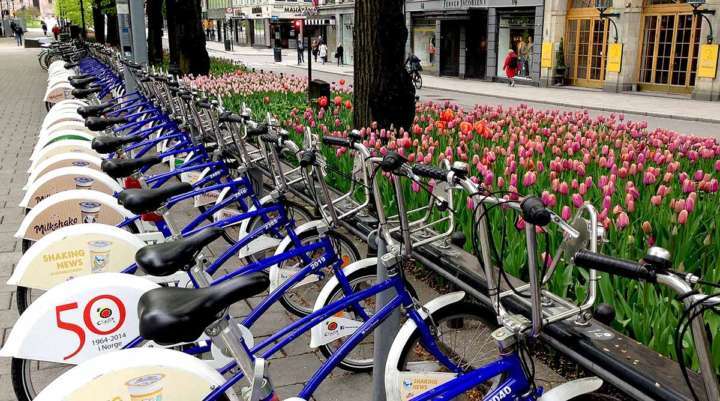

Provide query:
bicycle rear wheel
left=388, top=301, right=503, bottom=400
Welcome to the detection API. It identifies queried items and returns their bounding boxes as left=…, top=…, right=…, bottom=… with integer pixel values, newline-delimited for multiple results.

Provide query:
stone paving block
left=313, top=371, right=373, bottom=401
left=250, top=310, right=294, bottom=337
left=267, top=353, right=323, bottom=387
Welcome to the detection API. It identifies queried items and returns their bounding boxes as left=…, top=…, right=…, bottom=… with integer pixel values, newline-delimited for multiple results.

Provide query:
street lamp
left=596, top=0, right=621, bottom=43
left=688, top=0, right=716, bottom=44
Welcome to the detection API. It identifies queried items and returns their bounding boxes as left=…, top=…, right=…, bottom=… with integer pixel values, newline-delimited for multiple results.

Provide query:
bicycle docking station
left=265, top=152, right=713, bottom=401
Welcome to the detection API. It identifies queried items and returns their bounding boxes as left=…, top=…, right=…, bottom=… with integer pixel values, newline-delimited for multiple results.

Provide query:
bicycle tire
left=242, top=200, right=316, bottom=265
left=274, top=229, right=362, bottom=317
left=388, top=301, right=504, bottom=400
left=414, top=73, right=423, bottom=90
left=316, top=265, right=419, bottom=372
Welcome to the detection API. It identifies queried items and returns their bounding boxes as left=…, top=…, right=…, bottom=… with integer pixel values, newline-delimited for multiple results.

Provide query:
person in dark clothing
left=297, top=38, right=305, bottom=64
left=335, top=44, right=344, bottom=66
left=41, top=21, right=47, bottom=36
left=14, top=24, right=24, bottom=47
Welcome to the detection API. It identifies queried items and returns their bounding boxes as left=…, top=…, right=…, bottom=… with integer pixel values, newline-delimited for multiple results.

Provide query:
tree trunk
left=146, top=0, right=163, bottom=65
left=165, top=0, right=181, bottom=75
left=353, top=0, right=415, bottom=131
left=106, top=13, right=119, bottom=46
left=92, top=0, right=105, bottom=44
left=174, top=0, right=209, bottom=76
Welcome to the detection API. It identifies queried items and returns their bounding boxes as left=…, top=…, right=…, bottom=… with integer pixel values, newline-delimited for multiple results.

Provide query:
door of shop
left=440, top=21, right=461, bottom=76
left=465, top=12, right=487, bottom=79
left=565, top=14, right=609, bottom=88
left=638, top=6, right=701, bottom=94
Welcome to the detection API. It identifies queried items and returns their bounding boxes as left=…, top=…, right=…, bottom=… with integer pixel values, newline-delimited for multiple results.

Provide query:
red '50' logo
left=55, top=294, right=127, bottom=360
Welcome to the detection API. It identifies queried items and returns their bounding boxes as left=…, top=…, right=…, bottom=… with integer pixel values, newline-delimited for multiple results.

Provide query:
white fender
left=7, top=224, right=145, bottom=290
left=39, top=119, right=89, bottom=138
left=26, top=153, right=103, bottom=188
left=537, top=377, right=603, bottom=401
left=29, top=140, right=99, bottom=172
left=15, top=190, right=138, bottom=241
left=268, top=219, right=332, bottom=292
left=41, top=111, right=85, bottom=131
left=384, top=292, right=468, bottom=401
left=20, top=167, right=121, bottom=208
left=31, top=130, right=94, bottom=160
left=0, top=273, right=159, bottom=365
left=35, top=348, right=239, bottom=401
left=45, top=81, right=74, bottom=103
left=309, top=257, right=378, bottom=348
left=236, top=194, right=281, bottom=258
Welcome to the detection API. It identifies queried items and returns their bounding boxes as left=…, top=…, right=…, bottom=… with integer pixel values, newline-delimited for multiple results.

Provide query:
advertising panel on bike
left=33, top=348, right=239, bottom=401
left=8, top=224, right=146, bottom=290
left=16, top=190, right=135, bottom=241
left=0, top=273, right=158, bottom=364
left=21, top=167, right=123, bottom=209
left=27, top=154, right=103, bottom=188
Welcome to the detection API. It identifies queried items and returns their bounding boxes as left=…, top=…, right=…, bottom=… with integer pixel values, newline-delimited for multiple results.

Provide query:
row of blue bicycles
left=4, top=40, right=719, bottom=401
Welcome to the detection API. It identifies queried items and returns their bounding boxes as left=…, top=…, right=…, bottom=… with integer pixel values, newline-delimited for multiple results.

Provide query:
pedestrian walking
left=311, top=39, right=319, bottom=62
left=41, top=21, right=47, bottom=36
left=297, top=39, right=305, bottom=64
left=52, top=25, right=60, bottom=40
left=503, top=49, right=518, bottom=87
left=335, top=44, right=344, bottom=66
left=14, top=24, right=24, bottom=47
left=319, top=42, right=328, bottom=65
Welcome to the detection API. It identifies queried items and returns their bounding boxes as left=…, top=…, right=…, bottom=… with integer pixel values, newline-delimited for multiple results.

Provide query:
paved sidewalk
left=0, top=38, right=47, bottom=400
left=205, top=40, right=720, bottom=124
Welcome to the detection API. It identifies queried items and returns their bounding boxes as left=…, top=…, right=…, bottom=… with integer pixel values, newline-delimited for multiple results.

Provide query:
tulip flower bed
left=186, top=70, right=720, bottom=372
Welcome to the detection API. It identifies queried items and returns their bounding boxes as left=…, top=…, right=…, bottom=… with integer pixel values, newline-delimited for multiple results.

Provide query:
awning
left=306, top=18, right=336, bottom=26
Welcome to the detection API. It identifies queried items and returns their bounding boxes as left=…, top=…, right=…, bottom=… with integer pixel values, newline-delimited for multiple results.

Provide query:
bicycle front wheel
left=276, top=230, right=361, bottom=317
left=387, top=301, right=503, bottom=400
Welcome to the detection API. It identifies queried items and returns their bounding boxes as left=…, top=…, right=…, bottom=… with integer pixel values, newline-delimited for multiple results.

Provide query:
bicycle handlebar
left=573, top=251, right=656, bottom=282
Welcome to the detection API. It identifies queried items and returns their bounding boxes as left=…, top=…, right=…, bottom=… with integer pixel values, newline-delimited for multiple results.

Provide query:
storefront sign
left=443, top=0, right=487, bottom=7
left=541, top=41, right=553, bottom=68
left=606, top=43, right=622, bottom=73
left=698, top=44, right=719, bottom=79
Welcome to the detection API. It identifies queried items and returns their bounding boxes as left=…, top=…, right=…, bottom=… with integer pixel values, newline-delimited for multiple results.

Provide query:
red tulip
left=318, top=96, right=328, bottom=108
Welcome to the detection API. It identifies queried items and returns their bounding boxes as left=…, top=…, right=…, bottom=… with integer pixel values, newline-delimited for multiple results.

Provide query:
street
left=197, top=41, right=720, bottom=137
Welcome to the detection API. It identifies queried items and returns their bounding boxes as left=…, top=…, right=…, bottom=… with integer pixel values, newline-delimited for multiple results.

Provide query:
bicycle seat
left=101, top=155, right=162, bottom=179
left=138, top=273, right=269, bottom=345
left=77, top=102, right=112, bottom=118
left=135, top=227, right=225, bottom=276
left=71, top=86, right=101, bottom=99
left=85, top=116, right=128, bottom=132
left=69, top=76, right=95, bottom=88
left=91, top=134, right=142, bottom=154
left=117, top=182, right=192, bottom=214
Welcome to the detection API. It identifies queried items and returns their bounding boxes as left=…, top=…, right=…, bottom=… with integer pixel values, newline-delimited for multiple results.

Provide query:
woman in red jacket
left=503, top=49, right=519, bottom=87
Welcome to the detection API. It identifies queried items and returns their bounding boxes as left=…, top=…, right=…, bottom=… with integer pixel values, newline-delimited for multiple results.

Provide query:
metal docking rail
left=270, top=157, right=711, bottom=401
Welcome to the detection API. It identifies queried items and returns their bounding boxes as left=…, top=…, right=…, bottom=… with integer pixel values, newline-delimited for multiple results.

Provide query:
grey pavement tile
left=267, top=352, right=323, bottom=387
left=313, top=371, right=373, bottom=401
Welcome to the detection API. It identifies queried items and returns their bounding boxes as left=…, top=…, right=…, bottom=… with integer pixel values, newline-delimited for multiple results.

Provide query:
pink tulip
left=616, top=212, right=630, bottom=230
left=678, top=209, right=688, bottom=225
left=651, top=195, right=662, bottom=206
left=572, top=193, right=583, bottom=208
left=558, top=182, right=569, bottom=195
left=561, top=206, right=571, bottom=221
left=466, top=196, right=474, bottom=210
left=522, top=171, right=536, bottom=187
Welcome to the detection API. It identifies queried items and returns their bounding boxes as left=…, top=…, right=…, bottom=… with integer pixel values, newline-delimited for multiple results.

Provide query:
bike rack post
left=371, top=236, right=401, bottom=401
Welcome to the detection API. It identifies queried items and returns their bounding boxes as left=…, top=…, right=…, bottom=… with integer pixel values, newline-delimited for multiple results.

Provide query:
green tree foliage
left=54, top=0, right=94, bottom=28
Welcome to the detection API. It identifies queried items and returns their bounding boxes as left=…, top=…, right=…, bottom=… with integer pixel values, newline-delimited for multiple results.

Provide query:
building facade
left=205, top=0, right=315, bottom=48
left=541, top=0, right=720, bottom=100
left=315, top=0, right=354, bottom=65
left=405, top=0, right=545, bottom=83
